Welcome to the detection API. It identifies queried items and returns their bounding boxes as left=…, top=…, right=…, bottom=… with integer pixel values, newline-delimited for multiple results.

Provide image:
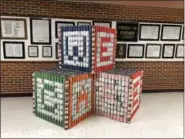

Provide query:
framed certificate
left=175, top=44, right=184, bottom=58
left=1, top=18, right=27, bottom=39
left=182, top=26, right=184, bottom=40
left=77, top=22, right=91, bottom=26
left=117, top=22, right=138, bottom=42
left=3, top=41, right=25, bottom=59
left=139, top=24, right=160, bottom=41
left=56, top=42, right=59, bottom=59
left=42, top=46, right=52, bottom=57
left=93, top=21, right=111, bottom=28
left=145, top=44, right=161, bottom=58
left=116, top=43, right=127, bottom=58
left=55, top=21, right=74, bottom=38
left=162, top=44, right=175, bottom=58
left=30, top=18, right=51, bottom=44
left=28, top=46, right=38, bottom=57
left=161, top=25, right=181, bottom=41
left=127, top=44, right=144, bottom=58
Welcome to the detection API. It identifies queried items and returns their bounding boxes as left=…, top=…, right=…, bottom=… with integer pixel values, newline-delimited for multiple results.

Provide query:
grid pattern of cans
left=58, top=26, right=116, bottom=73
left=33, top=70, right=65, bottom=127
left=33, top=68, right=94, bottom=130
left=95, top=69, right=143, bottom=123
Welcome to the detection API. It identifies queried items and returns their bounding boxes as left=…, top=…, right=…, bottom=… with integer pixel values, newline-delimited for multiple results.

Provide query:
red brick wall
left=0, top=0, right=184, bottom=94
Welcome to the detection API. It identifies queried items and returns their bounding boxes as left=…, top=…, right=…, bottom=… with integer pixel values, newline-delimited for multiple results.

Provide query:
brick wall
left=0, top=0, right=184, bottom=94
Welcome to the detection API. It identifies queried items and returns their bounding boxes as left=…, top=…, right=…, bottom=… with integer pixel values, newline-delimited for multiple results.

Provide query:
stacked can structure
left=95, top=69, right=143, bottom=123
left=33, top=68, right=94, bottom=130
left=58, top=26, right=116, bottom=73
left=33, top=25, right=143, bottom=130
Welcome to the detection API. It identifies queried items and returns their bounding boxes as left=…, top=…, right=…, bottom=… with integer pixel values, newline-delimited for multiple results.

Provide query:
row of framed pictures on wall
left=116, top=22, right=184, bottom=42
left=1, top=17, right=111, bottom=44
left=2, top=41, right=59, bottom=59
left=116, top=43, right=184, bottom=59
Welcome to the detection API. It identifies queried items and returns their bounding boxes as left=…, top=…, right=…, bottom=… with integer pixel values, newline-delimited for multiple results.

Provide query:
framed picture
left=161, top=25, right=181, bottom=41
left=145, top=44, right=162, bottom=58
left=117, top=22, right=138, bottom=42
left=42, top=46, right=52, bottom=57
left=28, top=46, right=38, bottom=57
left=30, top=18, right=51, bottom=44
left=93, top=21, right=111, bottom=28
left=1, top=18, right=27, bottom=39
left=127, top=44, right=144, bottom=58
left=3, top=41, right=25, bottom=59
left=175, top=44, right=184, bottom=58
left=56, top=42, right=59, bottom=59
left=139, top=24, right=160, bottom=41
left=182, top=26, right=184, bottom=40
left=55, top=21, right=74, bottom=38
left=116, top=43, right=127, bottom=58
left=162, top=44, right=175, bottom=58
left=77, top=22, right=91, bottom=26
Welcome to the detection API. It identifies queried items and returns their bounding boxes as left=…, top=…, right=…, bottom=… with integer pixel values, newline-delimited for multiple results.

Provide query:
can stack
left=33, top=68, right=94, bottom=129
left=95, top=69, right=143, bottom=123
left=32, top=25, right=143, bottom=130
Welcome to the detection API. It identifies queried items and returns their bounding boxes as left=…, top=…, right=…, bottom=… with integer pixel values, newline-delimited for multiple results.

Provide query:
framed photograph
left=3, top=41, right=25, bottom=59
left=161, top=25, right=181, bottom=41
left=116, top=43, right=127, bottom=58
left=77, top=22, right=91, bottom=26
left=42, top=46, right=52, bottom=57
left=56, top=42, right=59, bottom=59
left=28, top=46, right=38, bottom=57
left=1, top=18, right=27, bottom=39
left=182, top=26, right=184, bottom=40
left=162, top=44, right=175, bottom=58
left=175, top=44, right=184, bottom=58
left=93, top=21, right=111, bottom=28
left=127, top=44, right=144, bottom=58
left=55, top=21, right=74, bottom=38
left=139, top=24, right=160, bottom=41
left=145, top=44, right=162, bottom=58
left=30, top=18, right=51, bottom=44
left=117, top=22, right=138, bottom=42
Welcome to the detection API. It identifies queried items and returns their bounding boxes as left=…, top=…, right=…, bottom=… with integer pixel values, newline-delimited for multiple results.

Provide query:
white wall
left=1, top=16, right=184, bottom=62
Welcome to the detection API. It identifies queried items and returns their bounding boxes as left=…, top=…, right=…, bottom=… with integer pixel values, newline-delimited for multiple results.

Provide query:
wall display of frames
left=175, top=44, right=184, bottom=58
left=28, top=45, right=39, bottom=57
left=42, top=46, right=52, bottom=58
left=93, top=21, right=112, bottom=28
left=127, top=44, right=145, bottom=58
left=145, top=44, right=162, bottom=58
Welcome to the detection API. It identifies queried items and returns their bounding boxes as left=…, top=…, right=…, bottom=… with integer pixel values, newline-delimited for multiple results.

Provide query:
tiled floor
left=1, top=92, right=183, bottom=138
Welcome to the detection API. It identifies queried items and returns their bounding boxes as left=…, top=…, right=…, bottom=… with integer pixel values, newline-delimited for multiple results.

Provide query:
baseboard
left=142, top=89, right=184, bottom=93
left=0, top=93, right=33, bottom=97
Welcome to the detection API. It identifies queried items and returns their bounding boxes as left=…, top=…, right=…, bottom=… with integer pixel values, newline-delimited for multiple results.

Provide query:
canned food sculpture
left=33, top=25, right=144, bottom=130
left=33, top=68, right=94, bottom=130
left=58, top=26, right=116, bottom=73
left=95, top=69, right=143, bottom=123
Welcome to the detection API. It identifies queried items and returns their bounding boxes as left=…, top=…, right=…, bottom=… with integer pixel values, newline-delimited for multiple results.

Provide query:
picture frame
left=77, top=22, right=91, bottom=26
left=175, top=44, right=184, bottom=58
left=28, top=46, right=39, bottom=57
left=93, top=21, right=112, bottom=28
left=127, top=44, right=144, bottom=58
left=139, top=24, right=160, bottom=41
left=161, top=25, right=181, bottom=41
left=30, top=18, right=51, bottom=44
left=0, top=18, right=27, bottom=39
left=55, top=21, right=75, bottom=38
left=116, top=43, right=127, bottom=58
left=3, top=41, right=25, bottom=59
left=145, top=44, right=162, bottom=58
left=117, top=22, right=138, bottom=42
left=162, top=44, right=175, bottom=58
left=182, top=26, right=184, bottom=40
left=42, top=46, right=52, bottom=58
left=56, top=42, right=59, bottom=59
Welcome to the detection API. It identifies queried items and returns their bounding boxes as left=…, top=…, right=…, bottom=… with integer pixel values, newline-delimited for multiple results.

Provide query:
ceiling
left=60, top=0, right=184, bottom=9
